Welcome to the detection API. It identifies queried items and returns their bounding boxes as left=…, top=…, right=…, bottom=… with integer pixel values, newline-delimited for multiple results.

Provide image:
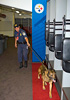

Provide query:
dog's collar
left=47, top=71, right=54, bottom=80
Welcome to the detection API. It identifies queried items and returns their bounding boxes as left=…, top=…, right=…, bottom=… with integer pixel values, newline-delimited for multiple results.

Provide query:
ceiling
left=0, top=4, right=32, bottom=18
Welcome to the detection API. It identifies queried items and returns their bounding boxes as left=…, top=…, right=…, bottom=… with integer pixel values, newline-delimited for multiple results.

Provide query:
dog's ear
left=42, top=60, right=45, bottom=63
left=49, top=68, right=56, bottom=73
left=44, top=60, right=46, bottom=63
left=52, top=69, right=56, bottom=73
left=42, top=60, right=44, bottom=63
left=42, top=60, right=46, bottom=63
left=49, top=68, right=53, bottom=70
left=45, top=70, right=48, bottom=74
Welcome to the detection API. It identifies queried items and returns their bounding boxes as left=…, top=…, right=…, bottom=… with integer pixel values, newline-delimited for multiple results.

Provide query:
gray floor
left=0, top=37, right=32, bottom=100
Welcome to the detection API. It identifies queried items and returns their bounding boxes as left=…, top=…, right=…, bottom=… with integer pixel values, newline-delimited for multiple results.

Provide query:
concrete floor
left=0, top=37, right=32, bottom=100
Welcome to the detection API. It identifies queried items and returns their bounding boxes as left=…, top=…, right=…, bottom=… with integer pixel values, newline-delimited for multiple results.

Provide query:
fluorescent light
left=16, top=11, right=19, bottom=13
left=19, top=14, right=22, bottom=16
left=12, top=8, right=14, bottom=9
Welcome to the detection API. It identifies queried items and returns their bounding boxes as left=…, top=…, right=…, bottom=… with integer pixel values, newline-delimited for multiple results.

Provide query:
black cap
left=14, top=24, right=19, bottom=28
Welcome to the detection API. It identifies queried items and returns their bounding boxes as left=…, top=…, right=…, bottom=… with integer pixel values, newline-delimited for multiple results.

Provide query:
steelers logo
left=35, top=4, right=44, bottom=14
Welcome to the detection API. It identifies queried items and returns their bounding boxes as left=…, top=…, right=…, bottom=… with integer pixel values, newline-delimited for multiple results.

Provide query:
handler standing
left=14, top=24, right=30, bottom=68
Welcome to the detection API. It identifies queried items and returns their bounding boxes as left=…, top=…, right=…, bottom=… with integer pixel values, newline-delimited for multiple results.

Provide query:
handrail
left=55, top=21, right=62, bottom=23
left=66, top=19, right=70, bottom=21
left=55, top=23, right=63, bottom=25
left=62, top=15, right=70, bottom=39
left=66, top=23, right=70, bottom=25
left=65, top=30, right=70, bottom=32
left=55, top=29, right=62, bottom=30
left=49, top=32, right=54, bottom=33
left=49, top=27, right=54, bottom=29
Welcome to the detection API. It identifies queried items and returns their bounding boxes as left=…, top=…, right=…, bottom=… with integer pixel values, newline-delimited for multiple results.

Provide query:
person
left=14, top=24, right=30, bottom=69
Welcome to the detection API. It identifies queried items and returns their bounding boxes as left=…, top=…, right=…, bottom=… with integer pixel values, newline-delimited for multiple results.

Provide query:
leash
left=29, top=46, right=47, bottom=70
left=32, top=47, right=43, bottom=61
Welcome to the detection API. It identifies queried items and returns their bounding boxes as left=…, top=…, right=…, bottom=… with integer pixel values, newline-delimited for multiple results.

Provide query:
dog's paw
left=45, top=82, right=47, bottom=85
left=38, top=76, right=40, bottom=79
left=49, top=93, right=52, bottom=98
left=43, top=86, right=46, bottom=90
left=49, top=95, right=52, bottom=98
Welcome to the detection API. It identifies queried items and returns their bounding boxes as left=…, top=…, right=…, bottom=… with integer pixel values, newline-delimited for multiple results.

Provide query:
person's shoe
left=19, top=62, right=23, bottom=69
left=24, top=61, right=27, bottom=68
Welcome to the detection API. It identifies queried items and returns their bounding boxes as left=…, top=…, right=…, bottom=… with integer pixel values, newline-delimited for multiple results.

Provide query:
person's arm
left=25, top=37, right=30, bottom=47
left=15, top=37, right=17, bottom=48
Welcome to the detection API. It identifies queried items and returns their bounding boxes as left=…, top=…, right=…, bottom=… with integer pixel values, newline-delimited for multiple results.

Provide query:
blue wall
left=32, top=0, right=47, bottom=62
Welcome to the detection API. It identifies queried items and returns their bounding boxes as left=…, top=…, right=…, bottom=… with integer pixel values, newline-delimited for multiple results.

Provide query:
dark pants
left=17, top=44, right=28, bottom=62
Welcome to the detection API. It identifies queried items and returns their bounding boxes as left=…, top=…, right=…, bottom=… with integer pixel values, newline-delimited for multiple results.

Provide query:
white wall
left=67, top=0, right=70, bottom=18
left=50, top=0, right=56, bottom=21
left=49, top=0, right=56, bottom=60
left=46, top=1, right=50, bottom=55
left=0, top=10, right=14, bottom=36
left=62, top=71, right=70, bottom=87
left=47, top=1, right=50, bottom=21
left=56, top=0, right=67, bottom=21
left=0, top=0, right=32, bottom=12
left=66, top=0, right=70, bottom=37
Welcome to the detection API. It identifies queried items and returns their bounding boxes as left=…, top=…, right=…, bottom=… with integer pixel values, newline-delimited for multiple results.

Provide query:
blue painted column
left=32, top=0, right=47, bottom=62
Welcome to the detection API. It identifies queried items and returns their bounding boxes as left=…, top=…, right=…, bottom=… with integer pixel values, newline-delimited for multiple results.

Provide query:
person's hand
left=27, top=42, right=30, bottom=47
left=15, top=43, right=17, bottom=48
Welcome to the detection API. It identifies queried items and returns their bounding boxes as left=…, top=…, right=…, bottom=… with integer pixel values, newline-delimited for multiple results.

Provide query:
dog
left=38, top=63, right=56, bottom=98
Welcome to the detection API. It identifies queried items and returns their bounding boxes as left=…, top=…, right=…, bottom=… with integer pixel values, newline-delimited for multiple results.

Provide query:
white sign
left=35, top=4, right=44, bottom=14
